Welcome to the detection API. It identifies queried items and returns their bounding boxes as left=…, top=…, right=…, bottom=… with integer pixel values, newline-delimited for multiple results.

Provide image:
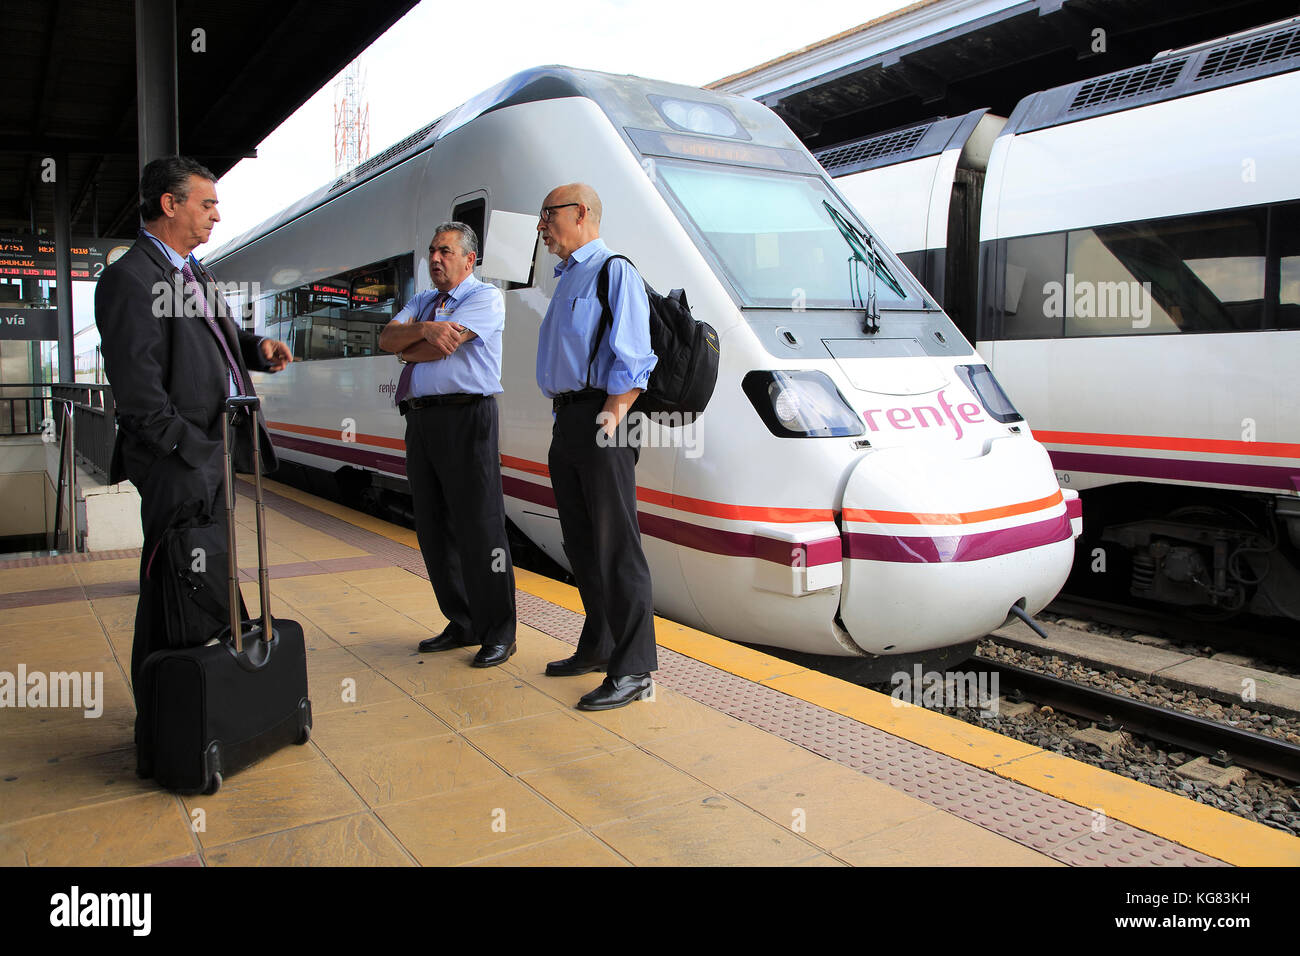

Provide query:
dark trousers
left=404, top=396, right=516, bottom=647
left=548, top=397, right=656, bottom=676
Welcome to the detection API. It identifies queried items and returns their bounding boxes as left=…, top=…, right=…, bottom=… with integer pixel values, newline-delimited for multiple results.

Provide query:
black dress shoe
left=418, top=627, right=476, bottom=653
left=471, top=641, right=516, bottom=668
left=575, top=674, right=653, bottom=711
left=545, top=654, right=609, bottom=677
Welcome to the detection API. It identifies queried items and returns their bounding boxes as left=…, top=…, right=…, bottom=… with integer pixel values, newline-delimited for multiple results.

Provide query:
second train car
left=826, top=19, right=1300, bottom=623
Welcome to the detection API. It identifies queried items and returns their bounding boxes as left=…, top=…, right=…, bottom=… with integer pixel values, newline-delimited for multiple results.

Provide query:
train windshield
left=655, top=161, right=929, bottom=310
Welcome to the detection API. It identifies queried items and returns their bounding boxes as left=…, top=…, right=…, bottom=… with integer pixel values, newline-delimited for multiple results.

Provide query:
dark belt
left=398, top=393, right=485, bottom=416
left=552, top=388, right=606, bottom=410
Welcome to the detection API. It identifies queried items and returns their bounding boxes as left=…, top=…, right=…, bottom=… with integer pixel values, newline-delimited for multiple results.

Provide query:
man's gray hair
left=139, top=155, right=217, bottom=222
left=433, top=221, right=479, bottom=258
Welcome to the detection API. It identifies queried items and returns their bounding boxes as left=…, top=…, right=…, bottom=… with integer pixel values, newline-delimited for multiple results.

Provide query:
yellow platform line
left=256, top=476, right=1300, bottom=867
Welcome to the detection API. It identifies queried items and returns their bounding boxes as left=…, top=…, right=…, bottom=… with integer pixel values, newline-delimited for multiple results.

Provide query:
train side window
left=266, top=254, right=409, bottom=362
left=452, top=199, right=486, bottom=257
left=1274, top=202, right=1300, bottom=330
left=1076, top=208, right=1267, bottom=335
left=1001, top=233, right=1065, bottom=339
left=452, top=196, right=535, bottom=290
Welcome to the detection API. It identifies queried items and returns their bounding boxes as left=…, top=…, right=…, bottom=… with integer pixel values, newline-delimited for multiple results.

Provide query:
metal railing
left=0, top=384, right=54, bottom=437
left=52, top=383, right=115, bottom=479
left=50, top=396, right=79, bottom=551
left=0, top=382, right=118, bottom=553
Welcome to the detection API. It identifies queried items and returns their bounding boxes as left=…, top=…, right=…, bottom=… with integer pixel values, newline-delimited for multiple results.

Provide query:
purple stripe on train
left=1049, top=451, right=1300, bottom=492
left=843, top=514, right=1073, bottom=563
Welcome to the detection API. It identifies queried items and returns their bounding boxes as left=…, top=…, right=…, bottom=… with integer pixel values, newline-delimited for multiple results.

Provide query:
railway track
left=1048, top=594, right=1300, bottom=670
left=977, top=656, right=1300, bottom=785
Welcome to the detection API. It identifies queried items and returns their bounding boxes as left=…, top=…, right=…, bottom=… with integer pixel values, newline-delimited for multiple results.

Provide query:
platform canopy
left=2, top=0, right=420, bottom=240
left=709, top=0, right=1298, bottom=150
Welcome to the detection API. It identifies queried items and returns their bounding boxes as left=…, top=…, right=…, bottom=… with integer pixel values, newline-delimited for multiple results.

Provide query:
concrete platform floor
left=0, top=479, right=1294, bottom=867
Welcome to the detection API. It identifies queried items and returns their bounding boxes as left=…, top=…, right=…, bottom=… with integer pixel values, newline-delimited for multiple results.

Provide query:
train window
left=451, top=199, right=486, bottom=258
left=258, top=256, right=407, bottom=362
left=655, top=160, right=925, bottom=310
left=1277, top=203, right=1300, bottom=329
left=1001, top=233, right=1066, bottom=338
left=992, top=202, right=1297, bottom=338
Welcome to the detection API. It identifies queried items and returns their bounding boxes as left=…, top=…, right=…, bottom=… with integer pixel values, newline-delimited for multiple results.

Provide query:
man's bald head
left=538, top=182, right=603, bottom=260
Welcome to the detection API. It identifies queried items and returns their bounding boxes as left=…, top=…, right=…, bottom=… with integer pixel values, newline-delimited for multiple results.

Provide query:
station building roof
left=2, top=0, right=420, bottom=240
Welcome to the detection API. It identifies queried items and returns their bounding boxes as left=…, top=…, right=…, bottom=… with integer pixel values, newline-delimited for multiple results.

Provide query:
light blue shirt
left=394, top=273, right=505, bottom=397
left=536, top=239, right=656, bottom=398
left=143, top=229, right=186, bottom=272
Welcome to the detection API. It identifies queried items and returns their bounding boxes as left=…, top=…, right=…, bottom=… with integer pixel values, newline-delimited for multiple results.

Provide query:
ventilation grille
left=1196, top=23, right=1300, bottom=80
left=1067, top=58, right=1188, bottom=112
left=815, top=122, right=930, bottom=173
left=329, top=118, right=441, bottom=191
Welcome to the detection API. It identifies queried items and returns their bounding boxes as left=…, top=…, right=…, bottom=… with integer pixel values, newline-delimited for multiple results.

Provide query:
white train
left=825, top=17, right=1300, bottom=621
left=206, top=66, right=1080, bottom=667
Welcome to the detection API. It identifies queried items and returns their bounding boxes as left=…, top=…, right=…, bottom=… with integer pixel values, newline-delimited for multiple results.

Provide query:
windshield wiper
left=823, top=201, right=907, bottom=333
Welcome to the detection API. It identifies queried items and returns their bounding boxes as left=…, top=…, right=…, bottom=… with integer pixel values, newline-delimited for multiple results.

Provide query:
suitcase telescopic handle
left=219, top=395, right=273, bottom=653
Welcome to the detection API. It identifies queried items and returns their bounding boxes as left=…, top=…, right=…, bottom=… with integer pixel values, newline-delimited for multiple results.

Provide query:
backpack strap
left=586, top=254, right=634, bottom=389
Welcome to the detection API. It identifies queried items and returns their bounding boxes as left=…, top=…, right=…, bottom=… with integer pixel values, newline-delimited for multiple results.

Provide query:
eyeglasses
left=539, top=203, right=579, bottom=222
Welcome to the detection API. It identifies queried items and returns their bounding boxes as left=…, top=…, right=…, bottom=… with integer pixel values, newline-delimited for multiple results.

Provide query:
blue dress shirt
left=536, top=239, right=657, bottom=398
left=394, top=273, right=505, bottom=397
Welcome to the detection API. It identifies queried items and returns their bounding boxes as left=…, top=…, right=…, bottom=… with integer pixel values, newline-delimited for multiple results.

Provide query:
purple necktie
left=181, top=260, right=249, bottom=395
left=395, top=291, right=449, bottom=405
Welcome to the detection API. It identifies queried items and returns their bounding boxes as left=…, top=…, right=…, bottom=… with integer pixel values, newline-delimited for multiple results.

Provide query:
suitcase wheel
left=297, top=725, right=311, bottom=745
left=204, top=772, right=222, bottom=795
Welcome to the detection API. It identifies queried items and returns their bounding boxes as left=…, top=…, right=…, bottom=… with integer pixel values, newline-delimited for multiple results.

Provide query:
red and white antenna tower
left=333, top=58, right=370, bottom=176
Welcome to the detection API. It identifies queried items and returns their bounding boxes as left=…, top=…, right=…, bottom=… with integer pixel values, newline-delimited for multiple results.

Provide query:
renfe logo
left=862, top=388, right=985, bottom=440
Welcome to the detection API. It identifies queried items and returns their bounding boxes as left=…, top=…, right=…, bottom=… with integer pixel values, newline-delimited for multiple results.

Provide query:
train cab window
left=655, top=161, right=925, bottom=310
left=450, top=197, right=534, bottom=290
left=452, top=199, right=486, bottom=257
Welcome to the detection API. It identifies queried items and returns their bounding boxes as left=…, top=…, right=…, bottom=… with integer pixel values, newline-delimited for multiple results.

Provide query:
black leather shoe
left=471, top=641, right=516, bottom=668
left=575, top=674, right=653, bottom=711
left=418, top=627, right=476, bottom=653
left=545, top=654, right=609, bottom=677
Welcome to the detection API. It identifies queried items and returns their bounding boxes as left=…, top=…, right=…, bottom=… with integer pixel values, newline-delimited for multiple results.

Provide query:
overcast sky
left=71, top=0, right=913, bottom=341
left=211, top=0, right=914, bottom=241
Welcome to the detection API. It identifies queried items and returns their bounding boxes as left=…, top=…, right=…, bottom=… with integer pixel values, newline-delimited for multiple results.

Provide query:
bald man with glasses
left=535, top=183, right=658, bottom=711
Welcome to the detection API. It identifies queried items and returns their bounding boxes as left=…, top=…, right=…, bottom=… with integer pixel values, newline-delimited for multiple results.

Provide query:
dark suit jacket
left=95, top=232, right=278, bottom=495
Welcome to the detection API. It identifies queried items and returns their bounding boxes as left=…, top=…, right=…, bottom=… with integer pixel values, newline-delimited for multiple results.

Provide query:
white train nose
left=838, top=437, right=1080, bottom=654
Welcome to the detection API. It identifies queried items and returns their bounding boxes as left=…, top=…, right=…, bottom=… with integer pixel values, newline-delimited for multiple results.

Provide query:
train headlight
left=954, top=365, right=1024, bottom=424
left=743, top=370, right=865, bottom=438
left=649, top=95, right=746, bottom=139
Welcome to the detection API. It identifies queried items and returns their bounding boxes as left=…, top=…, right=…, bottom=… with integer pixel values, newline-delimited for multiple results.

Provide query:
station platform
left=1, top=480, right=1297, bottom=868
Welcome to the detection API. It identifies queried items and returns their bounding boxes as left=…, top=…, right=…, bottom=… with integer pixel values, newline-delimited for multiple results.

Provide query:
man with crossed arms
left=379, top=222, right=516, bottom=667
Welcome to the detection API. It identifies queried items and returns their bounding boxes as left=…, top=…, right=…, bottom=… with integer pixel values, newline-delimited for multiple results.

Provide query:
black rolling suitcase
left=135, top=396, right=312, bottom=794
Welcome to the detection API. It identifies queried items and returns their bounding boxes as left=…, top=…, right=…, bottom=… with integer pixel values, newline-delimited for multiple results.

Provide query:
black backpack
left=589, top=254, right=720, bottom=424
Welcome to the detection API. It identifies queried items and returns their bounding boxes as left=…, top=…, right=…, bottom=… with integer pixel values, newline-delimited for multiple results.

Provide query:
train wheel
left=1162, top=504, right=1262, bottom=622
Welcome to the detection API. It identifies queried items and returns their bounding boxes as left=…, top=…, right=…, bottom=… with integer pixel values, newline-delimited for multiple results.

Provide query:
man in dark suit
left=95, top=155, right=292, bottom=702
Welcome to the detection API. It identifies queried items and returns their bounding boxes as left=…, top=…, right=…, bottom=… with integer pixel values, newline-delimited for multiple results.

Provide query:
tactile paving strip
left=245, top=482, right=1227, bottom=867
